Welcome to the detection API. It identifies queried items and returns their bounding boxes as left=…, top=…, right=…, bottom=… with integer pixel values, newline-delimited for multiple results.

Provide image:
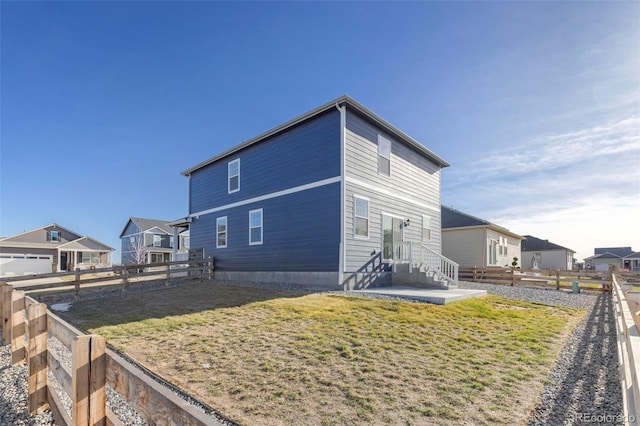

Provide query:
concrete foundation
left=213, top=271, right=341, bottom=290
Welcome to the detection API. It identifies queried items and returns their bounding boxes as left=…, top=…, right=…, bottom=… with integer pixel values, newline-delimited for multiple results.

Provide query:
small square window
left=49, top=231, right=61, bottom=242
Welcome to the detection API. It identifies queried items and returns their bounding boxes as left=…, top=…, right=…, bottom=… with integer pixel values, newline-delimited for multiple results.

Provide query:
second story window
left=378, top=135, right=391, bottom=176
left=153, top=235, right=162, bottom=247
left=228, top=159, right=240, bottom=193
left=48, top=230, right=61, bottom=242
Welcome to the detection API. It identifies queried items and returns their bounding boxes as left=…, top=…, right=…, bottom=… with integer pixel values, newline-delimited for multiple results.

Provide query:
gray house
left=0, top=224, right=114, bottom=276
left=521, top=235, right=575, bottom=270
left=119, top=217, right=189, bottom=265
left=181, top=95, right=458, bottom=289
left=585, top=247, right=635, bottom=271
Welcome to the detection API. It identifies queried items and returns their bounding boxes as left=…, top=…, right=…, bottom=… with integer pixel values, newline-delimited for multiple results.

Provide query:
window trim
left=216, top=216, right=228, bottom=248
left=153, top=235, right=162, bottom=247
left=249, top=209, right=263, bottom=245
left=378, top=135, right=391, bottom=176
left=422, top=214, right=431, bottom=241
left=353, top=195, right=370, bottom=239
left=228, top=158, right=240, bottom=194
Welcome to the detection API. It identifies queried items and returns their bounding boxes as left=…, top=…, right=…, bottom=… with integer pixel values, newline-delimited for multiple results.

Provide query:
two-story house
left=119, top=217, right=189, bottom=265
left=0, top=224, right=113, bottom=276
left=181, top=96, right=458, bottom=289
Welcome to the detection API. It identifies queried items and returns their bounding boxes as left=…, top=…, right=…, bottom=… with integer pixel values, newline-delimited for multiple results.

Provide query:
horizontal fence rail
left=2, top=258, right=215, bottom=297
left=613, top=275, right=640, bottom=424
left=459, top=266, right=616, bottom=292
left=0, top=280, right=223, bottom=425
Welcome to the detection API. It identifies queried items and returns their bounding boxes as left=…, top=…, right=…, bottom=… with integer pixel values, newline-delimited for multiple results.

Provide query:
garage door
left=0, top=254, right=53, bottom=277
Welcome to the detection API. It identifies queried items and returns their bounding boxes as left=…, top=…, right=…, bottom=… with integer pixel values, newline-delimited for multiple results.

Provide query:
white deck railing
left=398, top=242, right=459, bottom=286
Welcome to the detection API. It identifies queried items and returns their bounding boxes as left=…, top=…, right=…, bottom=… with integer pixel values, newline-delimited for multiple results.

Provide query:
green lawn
left=60, top=283, right=584, bottom=426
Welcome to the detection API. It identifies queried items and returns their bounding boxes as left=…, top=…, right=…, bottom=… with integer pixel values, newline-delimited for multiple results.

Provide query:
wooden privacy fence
left=459, top=266, right=613, bottom=292
left=2, top=258, right=215, bottom=296
left=1, top=281, right=221, bottom=426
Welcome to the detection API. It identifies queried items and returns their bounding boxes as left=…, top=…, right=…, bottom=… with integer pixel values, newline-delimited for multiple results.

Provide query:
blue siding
left=190, top=183, right=340, bottom=271
left=189, top=110, right=341, bottom=214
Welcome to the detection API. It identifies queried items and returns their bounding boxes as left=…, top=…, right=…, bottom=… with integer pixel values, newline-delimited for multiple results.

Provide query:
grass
left=60, top=283, right=584, bottom=426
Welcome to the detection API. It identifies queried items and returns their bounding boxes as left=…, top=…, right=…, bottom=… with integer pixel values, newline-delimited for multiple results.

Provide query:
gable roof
left=441, top=206, right=490, bottom=228
left=585, top=252, right=623, bottom=260
left=521, top=235, right=575, bottom=253
left=58, top=236, right=114, bottom=251
left=441, top=206, right=524, bottom=240
left=594, top=247, right=633, bottom=257
left=181, top=95, right=450, bottom=176
left=119, top=217, right=173, bottom=238
left=0, top=223, right=81, bottom=243
left=624, top=251, right=640, bottom=259
left=0, top=224, right=112, bottom=251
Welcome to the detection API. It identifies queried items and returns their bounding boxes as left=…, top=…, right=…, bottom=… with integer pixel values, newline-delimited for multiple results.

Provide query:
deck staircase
left=391, top=242, right=459, bottom=289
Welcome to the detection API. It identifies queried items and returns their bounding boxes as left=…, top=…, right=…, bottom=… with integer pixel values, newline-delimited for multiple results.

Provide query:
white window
left=129, top=236, right=135, bottom=244
left=170, top=236, right=174, bottom=248
left=249, top=209, right=263, bottom=245
left=228, top=159, right=240, bottom=193
left=48, top=230, right=61, bottom=242
left=422, top=215, right=431, bottom=241
left=354, top=196, right=369, bottom=238
left=378, top=135, right=391, bottom=176
left=217, top=217, right=227, bottom=248
left=153, top=235, right=162, bottom=247
left=81, top=252, right=99, bottom=264
left=489, top=239, right=498, bottom=265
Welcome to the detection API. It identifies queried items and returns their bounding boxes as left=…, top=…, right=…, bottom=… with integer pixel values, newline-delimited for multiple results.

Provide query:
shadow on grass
left=56, top=281, right=307, bottom=330
left=528, top=294, right=623, bottom=425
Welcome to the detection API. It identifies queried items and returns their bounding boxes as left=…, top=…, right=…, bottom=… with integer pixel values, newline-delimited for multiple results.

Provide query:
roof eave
left=181, top=95, right=450, bottom=176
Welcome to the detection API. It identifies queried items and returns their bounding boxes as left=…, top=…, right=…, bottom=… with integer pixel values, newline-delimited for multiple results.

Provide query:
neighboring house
left=441, top=206, right=524, bottom=268
left=521, top=235, right=575, bottom=270
left=181, top=95, right=456, bottom=289
left=119, top=217, right=189, bottom=265
left=584, top=247, right=635, bottom=271
left=624, top=252, right=640, bottom=272
left=0, top=224, right=113, bottom=276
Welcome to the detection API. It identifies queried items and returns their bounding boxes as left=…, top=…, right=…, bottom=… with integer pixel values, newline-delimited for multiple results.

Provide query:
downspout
left=336, top=102, right=346, bottom=287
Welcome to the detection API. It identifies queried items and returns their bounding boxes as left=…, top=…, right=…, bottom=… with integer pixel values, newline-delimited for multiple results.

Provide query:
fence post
left=28, top=303, right=48, bottom=414
left=556, top=270, right=560, bottom=290
left=3, top=284, right=12, bottom=344
left=89, top=335, right=106, bottom=425
left=11, top=290, right=26, bottom=365
left=0, top=281, right=5, bottom=327
left=166, top=263, right=171, bottom=286
left=73, top=335, right=91, bottom=425
left=472, top=266, right=477, bottom=282
left=75, top=269, right=81, bottom=300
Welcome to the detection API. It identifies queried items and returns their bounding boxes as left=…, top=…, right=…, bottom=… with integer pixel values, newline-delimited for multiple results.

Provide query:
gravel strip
left=0, top=335, right=54, bottom=425
left=457, top=281, right=623, bottom=425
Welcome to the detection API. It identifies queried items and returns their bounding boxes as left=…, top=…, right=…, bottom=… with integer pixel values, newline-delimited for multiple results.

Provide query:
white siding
left=442, top=228, right=486, bottom=267
left=344, top=111, right=443, bottom=272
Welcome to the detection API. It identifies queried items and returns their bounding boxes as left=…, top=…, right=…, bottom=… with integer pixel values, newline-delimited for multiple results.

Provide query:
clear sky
left=1, top=1, right=639, bottom=264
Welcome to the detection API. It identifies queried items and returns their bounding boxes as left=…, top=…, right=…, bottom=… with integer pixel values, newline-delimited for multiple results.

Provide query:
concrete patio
left=353, top=286, right=487, bottom=305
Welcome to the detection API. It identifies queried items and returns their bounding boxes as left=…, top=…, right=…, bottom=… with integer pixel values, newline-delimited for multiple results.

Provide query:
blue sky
left=1, top=1, right=638, bottom=263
